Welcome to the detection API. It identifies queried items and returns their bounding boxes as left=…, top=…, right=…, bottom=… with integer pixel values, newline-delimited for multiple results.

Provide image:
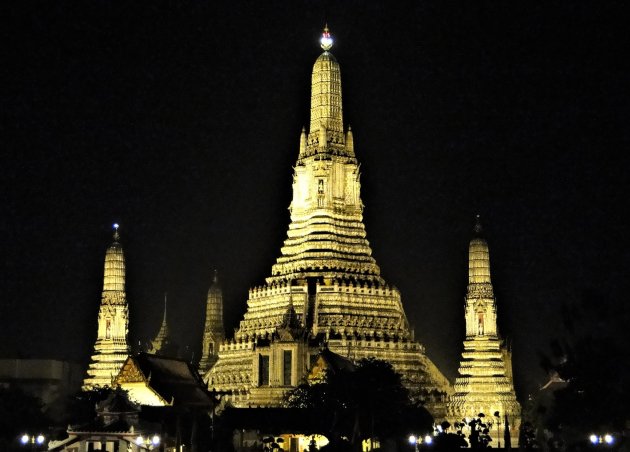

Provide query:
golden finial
left=320, top=25, right=333, bottom=51
left=113, top=223, right=120, bottom=241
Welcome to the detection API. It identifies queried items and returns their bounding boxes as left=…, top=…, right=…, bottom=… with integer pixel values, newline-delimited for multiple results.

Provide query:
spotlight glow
left=320, top=27, right=333, bottom=50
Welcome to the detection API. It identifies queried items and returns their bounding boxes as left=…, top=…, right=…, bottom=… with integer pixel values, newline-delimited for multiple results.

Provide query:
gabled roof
left=69, top=418, right=135, bottom=434
left=116, top=353, right=213, bottom=408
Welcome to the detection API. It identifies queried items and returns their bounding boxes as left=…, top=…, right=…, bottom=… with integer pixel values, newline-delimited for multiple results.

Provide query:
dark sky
left=2, top=1, right=629, bottom=399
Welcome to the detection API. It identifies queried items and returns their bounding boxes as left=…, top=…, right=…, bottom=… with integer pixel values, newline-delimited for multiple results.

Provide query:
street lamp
left=20, top=434, right=46, bottom=450
left=494, top=411, right=501, bottom=448
left=589, top=433, right=615, bottom=446
left=408, top=435, right=418, bottom=452
left=135, top=434, right=161, bottom=450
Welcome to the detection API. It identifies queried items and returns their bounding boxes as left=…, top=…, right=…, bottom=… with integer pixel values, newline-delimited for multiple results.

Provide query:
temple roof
left=116, top=353, right=213, bottom=407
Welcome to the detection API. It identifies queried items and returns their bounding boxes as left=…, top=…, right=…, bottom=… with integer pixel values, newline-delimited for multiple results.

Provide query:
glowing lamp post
left=589, top=433, right=615, bottom=446
left=20, top=434, right=46, bottom=450
left=408, top=434, right=433, bottom=450
left=135, top=434, right=161, bottom=450
left=408, top=435, right=418, bottom=452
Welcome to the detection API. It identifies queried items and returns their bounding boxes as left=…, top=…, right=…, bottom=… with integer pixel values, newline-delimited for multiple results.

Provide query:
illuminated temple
left=83, top=225, right=130, bottom=389
left=447, top=217, right=521, bottom=438
left=204, top=29, right=451, bottom=408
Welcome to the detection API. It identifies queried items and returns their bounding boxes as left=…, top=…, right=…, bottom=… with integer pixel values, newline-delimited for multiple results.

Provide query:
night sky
left=2, top=1, right=629, bottom=399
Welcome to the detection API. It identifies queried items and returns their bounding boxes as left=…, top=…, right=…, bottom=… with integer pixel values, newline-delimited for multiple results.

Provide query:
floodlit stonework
left=447, top=217, right=521, bottom=441
left=205, top=28, right=451, bottom=409
left=83, top=225, right=130, bottom=390
left=199, top=270, right=225, bottom=373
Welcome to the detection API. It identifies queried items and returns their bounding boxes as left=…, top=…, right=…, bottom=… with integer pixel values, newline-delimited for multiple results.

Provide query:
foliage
left=466, top=413, right=492, bottom=449
left=432, top=420, right=468, bottom=450
left=0, top=386, right=50, bottom=451
left=285, top=357, right=432, bottom=446
left=539, top=290, right=630, bottom=437
left=64, top=385, right=118, bottom=425
left=518, top=421, right=539, bottom=449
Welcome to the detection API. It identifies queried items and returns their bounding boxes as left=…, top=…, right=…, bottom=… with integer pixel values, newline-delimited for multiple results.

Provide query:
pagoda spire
left=199, top=270, right=225, bottom=372
left=447, top=217, right=521, bottom=440
left=103, top=223, right=125, bottom=292
left=149, top=294, right=170, bottom=354
left=469, top=215, right=492, bottom=286
left=83, top=223, right=130, bottom=390
left=270, top=27, right=380, bottom=283
left=466, top=215, right=496, bottom=336
left=306, top=26, right=346, bottom=157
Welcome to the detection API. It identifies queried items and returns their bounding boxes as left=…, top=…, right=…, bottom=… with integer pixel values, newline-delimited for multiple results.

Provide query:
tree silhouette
left=539, top=289, right=629, bottom=441
left=285, top=357, right=432, bottom=448
left=0, top=386, right=50, bottom=451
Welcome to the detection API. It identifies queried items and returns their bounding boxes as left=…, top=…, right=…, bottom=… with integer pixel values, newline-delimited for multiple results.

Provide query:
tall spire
left=448, top=217, right=521, bottom=441
left=83, top=224, right=130, bottom=390
left=199, top=270, right=225, bottom=372
left=306, top=26, right=346, bottom=157
left=103, top=224, right=125, bottom=292
left=270, top=27, right=379, bottom=283
left=149, top=293, right=171, bottom=354
left=469, top=215, right=492, bottom=285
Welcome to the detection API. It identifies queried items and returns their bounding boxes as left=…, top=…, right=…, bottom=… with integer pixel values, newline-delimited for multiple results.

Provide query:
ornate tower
left=199, top=270, right=225, bottom=372
left=447, top=216, right=521, bottom=438
left=83, top=224, right=130, bottom=390
left=149, top=295, right=171, bottom=355
left=205, top=28, right=451, bottom=408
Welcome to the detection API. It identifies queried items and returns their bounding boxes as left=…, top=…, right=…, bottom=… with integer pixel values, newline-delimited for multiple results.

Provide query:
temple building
left=83, top=224, right=130, bottom=390
left=447, top=216, right=521, bottom=442
left=199, top=270, right=225, bottom=373
left=205, top=28, right=451, bottom=408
